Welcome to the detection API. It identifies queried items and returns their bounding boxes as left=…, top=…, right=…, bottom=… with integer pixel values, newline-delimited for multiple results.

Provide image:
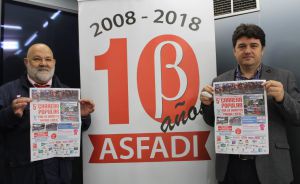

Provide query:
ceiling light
left=50, top=10, right=61, bottom=20
left=43, top=21, right=49, bottom=28
left=1, top=24, right=22, bottom=30
left=1, top=41, right=19, bottom=50
left=24, top=32, right=38, bottom=46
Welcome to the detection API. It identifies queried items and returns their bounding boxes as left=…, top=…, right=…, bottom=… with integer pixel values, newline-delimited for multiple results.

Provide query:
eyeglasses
left=28, top=57, right=55, bottom=63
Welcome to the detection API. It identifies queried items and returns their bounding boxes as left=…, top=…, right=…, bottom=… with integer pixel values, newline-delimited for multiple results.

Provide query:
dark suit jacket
left=201, top=64, right=300, bottom=184
left=0, top=74, right=91, bottom=184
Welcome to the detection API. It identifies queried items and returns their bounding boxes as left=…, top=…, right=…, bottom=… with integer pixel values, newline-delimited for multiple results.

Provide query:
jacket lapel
left=260, top=64, right=273, bottom=81
left=224, top=69, right=236, bottom=81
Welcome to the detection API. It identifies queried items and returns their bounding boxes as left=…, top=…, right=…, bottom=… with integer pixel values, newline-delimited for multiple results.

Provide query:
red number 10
left=95, top=35, right=199, bottom=125
left=95, top=39, right=129, bottom=124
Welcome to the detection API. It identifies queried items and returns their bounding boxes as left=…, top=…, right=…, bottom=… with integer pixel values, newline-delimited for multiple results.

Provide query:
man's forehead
left=28, top=46, right=53, bottom=57
left=236, top=37, right=261, bottom=44
left=31, top=52, right=53, bottom=57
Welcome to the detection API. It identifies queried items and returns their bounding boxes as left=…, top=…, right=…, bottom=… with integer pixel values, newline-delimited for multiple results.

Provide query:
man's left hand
left=262, top=80, right=285, bottom=102
left=80, top=99, right=95, bottom=116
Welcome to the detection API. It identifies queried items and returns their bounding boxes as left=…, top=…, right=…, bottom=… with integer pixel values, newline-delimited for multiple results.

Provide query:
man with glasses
left=0, top=43, right=95, bottom=184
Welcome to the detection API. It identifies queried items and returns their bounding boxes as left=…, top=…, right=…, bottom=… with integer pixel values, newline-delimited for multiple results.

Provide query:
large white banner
left=78, top=0, right=217, bottom=184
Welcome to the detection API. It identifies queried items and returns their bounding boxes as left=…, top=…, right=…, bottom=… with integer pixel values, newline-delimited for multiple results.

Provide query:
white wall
left=13, top=0, right=77, bottom=13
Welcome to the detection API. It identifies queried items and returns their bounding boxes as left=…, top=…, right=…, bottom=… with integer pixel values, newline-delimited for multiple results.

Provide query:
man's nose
left=39, top=59, right=48, bottom=65
left=244, top=46, right=251, bottom=54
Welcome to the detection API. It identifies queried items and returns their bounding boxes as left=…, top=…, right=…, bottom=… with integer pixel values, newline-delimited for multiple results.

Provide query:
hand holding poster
left=30, top=88, right=81, bottom=161
left=213, top=80, right=269, bottom=155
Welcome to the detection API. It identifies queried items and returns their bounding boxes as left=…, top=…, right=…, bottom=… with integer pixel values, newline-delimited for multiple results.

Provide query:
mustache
left=37, top=67, right=50, bottom=71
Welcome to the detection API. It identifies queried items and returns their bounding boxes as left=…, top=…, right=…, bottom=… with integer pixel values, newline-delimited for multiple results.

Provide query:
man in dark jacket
left=200, top=24, right=300, bottom=184
left=0, top=43, right=95, bottom=184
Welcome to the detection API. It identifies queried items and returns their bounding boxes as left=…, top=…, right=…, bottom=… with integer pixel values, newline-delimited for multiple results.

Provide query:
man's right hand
left=200, top=85, right=214, bottom=106
left=12, top=97, right=32, bottom=118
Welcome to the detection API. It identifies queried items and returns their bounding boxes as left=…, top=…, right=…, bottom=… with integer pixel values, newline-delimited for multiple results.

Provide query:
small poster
left=213, top=80, right=269, bottom=155
left=30, top=88, right=81, bottom=161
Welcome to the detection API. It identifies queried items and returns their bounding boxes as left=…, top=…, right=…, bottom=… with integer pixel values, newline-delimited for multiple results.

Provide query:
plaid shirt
left=234, top=65, right=262, bottom=81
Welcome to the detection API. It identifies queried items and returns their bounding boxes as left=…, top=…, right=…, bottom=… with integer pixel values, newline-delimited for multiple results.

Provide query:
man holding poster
left=0, top=43, right=95, bottom=184
left=200, top=24, right=300, bottom=184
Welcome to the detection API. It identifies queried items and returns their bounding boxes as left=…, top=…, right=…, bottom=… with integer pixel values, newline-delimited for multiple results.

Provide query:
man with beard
left=0, top=43, right=95, bottom=184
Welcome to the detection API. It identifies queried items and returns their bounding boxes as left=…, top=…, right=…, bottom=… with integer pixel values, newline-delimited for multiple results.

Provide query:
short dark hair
left=232, top=24, right=265, bottom=47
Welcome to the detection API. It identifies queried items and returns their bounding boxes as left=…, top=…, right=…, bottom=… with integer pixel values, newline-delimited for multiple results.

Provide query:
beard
left=27, top=65, right=55, bottom=84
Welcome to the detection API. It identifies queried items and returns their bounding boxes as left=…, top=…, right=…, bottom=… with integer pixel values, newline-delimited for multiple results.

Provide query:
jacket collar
left=221, top=64, right=273, bottom=82
left=260, top=64, right=273, bottom=81
left=20, top=73, right=62, bottom=89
